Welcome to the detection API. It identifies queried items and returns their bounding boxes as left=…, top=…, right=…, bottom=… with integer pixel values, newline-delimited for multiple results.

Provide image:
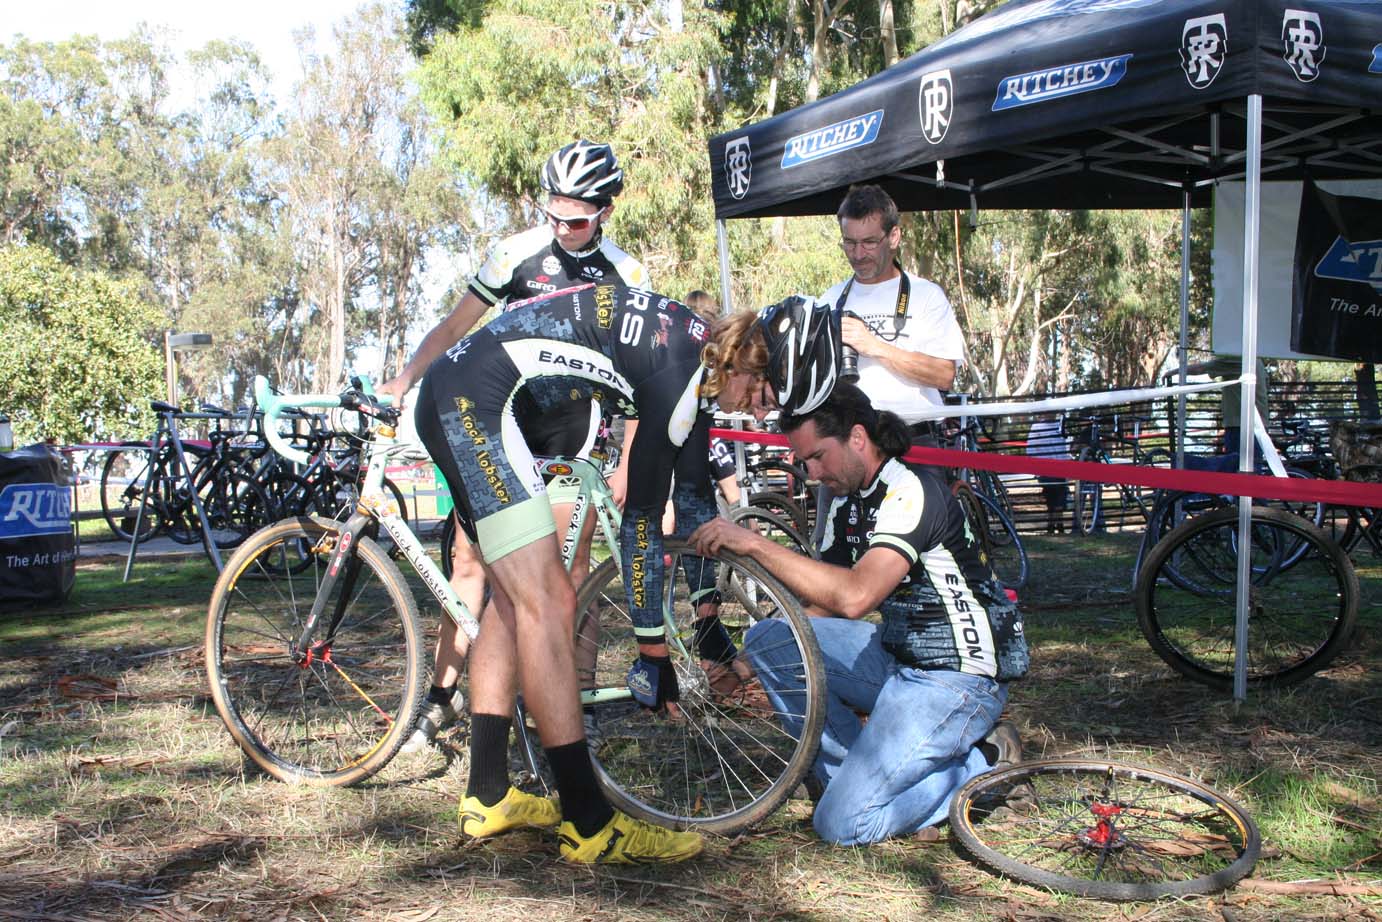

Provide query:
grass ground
left=1, top=533, right=1379, bottom=921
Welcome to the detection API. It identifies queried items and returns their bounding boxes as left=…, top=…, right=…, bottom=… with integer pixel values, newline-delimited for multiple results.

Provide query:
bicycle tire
left=1072, top=447, right=1104, bottom=536
left=974, top=467, right=1013, bottom=524
left=200, top=470, right=273, bottom=552
left=99, top=441, right=164, bottom=541
left=727, top=505, right=817, bottom=560
left=746, top=490, right=809, bottom=537
left=205, top=515, right=425, bottom=785
left=573, top=540, right=824, bottom=834
left=949, top=758, right=1260, bottom=900
left=1134, top=507, right=1359, bottom=689
left=972, top=491, right=1029, bottom=591
left=746, top=458, right=811, bottom=504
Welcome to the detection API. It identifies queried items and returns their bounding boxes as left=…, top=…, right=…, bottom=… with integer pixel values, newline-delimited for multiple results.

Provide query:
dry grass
left=1, top=539, right=1379, bottom=922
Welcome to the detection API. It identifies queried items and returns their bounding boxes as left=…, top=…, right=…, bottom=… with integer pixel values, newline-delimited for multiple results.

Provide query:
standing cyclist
left=414, top=286, right=840, bottom=863
left=380, top=140, right=649, bottom=750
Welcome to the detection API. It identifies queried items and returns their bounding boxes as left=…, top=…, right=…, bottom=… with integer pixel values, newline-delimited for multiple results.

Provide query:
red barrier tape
left=710, top=427, right=1382, bottom=508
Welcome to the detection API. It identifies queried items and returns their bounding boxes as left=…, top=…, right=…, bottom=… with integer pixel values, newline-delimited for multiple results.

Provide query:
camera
left=839, top=309, right=859, bottom=381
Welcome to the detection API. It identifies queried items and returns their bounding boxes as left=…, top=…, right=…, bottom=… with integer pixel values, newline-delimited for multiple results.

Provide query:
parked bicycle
left=1071, top=413, right=1171, bottom=535
left=205, top=376, right=826, bottom=834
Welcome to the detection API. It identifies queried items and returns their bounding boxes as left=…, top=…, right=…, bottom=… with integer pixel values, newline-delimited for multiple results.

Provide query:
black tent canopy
left=706, top=0, right=1381, bottom=700
left=708, top=0, right=1381, bottom=219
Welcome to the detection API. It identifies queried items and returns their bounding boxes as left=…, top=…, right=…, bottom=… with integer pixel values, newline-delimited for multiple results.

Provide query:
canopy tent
left=705, top=0, right=1382, bottom=699
left=708, top=0, right=1380, bottom=219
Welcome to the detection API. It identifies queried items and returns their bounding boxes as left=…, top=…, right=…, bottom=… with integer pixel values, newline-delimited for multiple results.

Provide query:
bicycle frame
left=254, top=375, right=686, bottom=710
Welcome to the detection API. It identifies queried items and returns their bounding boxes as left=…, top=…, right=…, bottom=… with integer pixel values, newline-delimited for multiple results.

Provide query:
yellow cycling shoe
left=457, top=787, right=560, bottom=840
left=557, top=810, right=703, bottom=864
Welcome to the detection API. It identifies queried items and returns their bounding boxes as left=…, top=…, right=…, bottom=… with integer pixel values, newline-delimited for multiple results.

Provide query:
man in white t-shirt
left=820, top=184, right=966, bottom=447
left=813, top=185, right=966, bottom=541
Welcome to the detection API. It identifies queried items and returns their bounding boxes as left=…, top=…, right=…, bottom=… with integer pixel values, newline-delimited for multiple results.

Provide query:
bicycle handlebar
left=254, top=375, right=394, bottom=466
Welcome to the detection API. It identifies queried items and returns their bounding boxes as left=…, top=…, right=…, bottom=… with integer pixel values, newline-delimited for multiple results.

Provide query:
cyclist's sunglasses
left=545, top=208, right=602, bottom=231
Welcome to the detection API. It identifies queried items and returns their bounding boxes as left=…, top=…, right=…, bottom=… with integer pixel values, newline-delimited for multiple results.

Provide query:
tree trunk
left=880, top=0, right=900, bottom=67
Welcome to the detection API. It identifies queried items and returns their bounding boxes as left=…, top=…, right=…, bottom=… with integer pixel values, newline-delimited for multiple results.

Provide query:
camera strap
left=835, top=260, right=909, bottom=341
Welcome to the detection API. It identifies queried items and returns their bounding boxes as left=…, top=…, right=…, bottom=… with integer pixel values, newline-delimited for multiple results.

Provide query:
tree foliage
left=0, top=246, right=162, bottom=444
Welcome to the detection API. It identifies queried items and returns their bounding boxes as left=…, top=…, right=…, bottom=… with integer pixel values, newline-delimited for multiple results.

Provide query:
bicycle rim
left=574, top=540, right=824, bottom=834
left=1134, top=507, right=1359, bottom=689
left=949, top=758, right=1260, bottom=900
left=205, top=516, right=424, bottom=785
left=100, top=443, right=163, bottom=541
left=727, top=505, right=816, bottom=559
left=974, top=492, right=1028, bottom=591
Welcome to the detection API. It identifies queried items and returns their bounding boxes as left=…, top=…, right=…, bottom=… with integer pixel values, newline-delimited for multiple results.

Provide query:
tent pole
left=715, top=219, right=734, bottom=315
left=1234, top=95, right=1264, bottom=703
left=715, top=217, right=749, bottom=500
left=1176, top=191, right=1190, bottom=467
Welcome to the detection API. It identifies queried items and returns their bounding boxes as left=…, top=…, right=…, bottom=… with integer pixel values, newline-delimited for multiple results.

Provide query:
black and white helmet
left=540, top=140, right=624, bottom=204
left=756, top=295, right=841, bottom=416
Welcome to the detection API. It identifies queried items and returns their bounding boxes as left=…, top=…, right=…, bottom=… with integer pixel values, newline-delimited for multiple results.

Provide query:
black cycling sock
left=545, top=741, right=614, bottom=837
left=465, top=713, right=512, bottom=807
left=428, top=684, right=457, bottom=705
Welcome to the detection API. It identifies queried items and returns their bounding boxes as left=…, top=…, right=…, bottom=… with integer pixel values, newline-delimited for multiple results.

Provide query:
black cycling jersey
left=819, top=458, right=1028, bottom=681
left=469, top=224, right=649, bottom=307
left=415, top=282, right=719, bottom=640
left=468, top=225, right=649, bottom=457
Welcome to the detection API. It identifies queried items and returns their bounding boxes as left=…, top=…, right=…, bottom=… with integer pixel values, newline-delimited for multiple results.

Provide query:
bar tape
left=709, top=427, right=1382, bottom=508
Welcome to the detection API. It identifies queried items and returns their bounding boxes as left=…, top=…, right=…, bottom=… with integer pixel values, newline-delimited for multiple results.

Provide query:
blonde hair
left=700, top=309, right=767, bottom=400
left=685, top=290, right=718, bottom=321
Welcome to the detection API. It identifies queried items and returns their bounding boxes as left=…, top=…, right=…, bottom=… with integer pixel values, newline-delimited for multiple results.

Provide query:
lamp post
left=164, top=332, right=214, bottom=405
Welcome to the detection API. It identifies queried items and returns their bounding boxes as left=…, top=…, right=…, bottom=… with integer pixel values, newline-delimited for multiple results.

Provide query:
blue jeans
left=746, top=617, right=1006, bottom=845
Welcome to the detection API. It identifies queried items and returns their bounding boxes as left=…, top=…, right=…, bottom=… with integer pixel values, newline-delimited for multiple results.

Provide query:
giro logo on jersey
left=0, top=483, right=70, bottom=538
left=542, top=255, right=562, bottom=275
left=724, top=136, right=752, bottom=200
left=780, top=110, right=884, bottom=169
left=918, top=69, right=953, bottom=145
left=526, top=279, right=558, bottom=293
left=1282, top=9, right=1325, bottom=82
left=581, top=266, right=604, bottom=281
left=993, top=54, right=1131, bottom=110
left=594, top=284, right=616, bottom=329
left=1180, top=14, right=1227, bottom=88
left=1315, top=236, right=1382, bottom=293
left=1371, top=44, right=1382, bottom=73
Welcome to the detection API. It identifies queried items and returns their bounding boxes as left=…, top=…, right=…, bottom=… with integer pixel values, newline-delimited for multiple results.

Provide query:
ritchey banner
left=1291, top=180, right=1382, bottom=362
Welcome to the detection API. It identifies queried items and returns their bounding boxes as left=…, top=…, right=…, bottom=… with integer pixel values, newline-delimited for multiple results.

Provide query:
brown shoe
left=979, top=720, right=1022, bottom=769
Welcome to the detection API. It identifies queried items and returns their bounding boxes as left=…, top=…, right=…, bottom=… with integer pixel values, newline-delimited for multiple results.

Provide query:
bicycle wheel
left=973, top=491, right=1029, bottom=591
left=949, top=758, right=1260, bottom=900
left=99, top=441, right=163, bottom=541
left=201, top=470, right=273, bottom=552
left=1134, top=507, right=1358, bottom=689
left=573, top=540, right=824, bottom=834
left=746, top=490, right=809, bottom=537
left=1072, top=447, right=1104, bottom=536
left=727, top=505, right=817, bottom=559
left=206, top=516, right=425, bottom=785
left=974, top=467, right=1013, bottom=524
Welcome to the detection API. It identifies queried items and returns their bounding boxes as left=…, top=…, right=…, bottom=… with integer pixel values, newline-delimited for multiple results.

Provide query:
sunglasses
left=545, top=209, right=602, bottom=231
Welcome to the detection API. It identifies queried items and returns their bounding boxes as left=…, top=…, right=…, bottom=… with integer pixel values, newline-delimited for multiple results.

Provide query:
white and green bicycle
left=204, top=376, right=825, bottom=834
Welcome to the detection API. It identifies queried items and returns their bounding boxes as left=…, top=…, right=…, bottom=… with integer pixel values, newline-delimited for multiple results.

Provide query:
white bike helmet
left=757, top=295, right=842, bottom=415
left=541, top=140, right=624, bottom=204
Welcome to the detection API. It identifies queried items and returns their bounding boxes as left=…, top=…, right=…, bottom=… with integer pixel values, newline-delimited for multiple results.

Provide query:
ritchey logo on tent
left=780, top=110, right=884, bottom=169
left=1314, top=237, right=1382, bottom=293
left=918, top=69, right=953, bottom=145
left=724, top=136, right=753, bottom=199
left=1282, top=9, right=1325, bottom=82
left=1180, top=14, right=1227, bottom=88
left=992, top=54, right=1132, bottom=110
left=0, top=483, right=70, bottom=539
left=1369, top=43, right=1381, bottom=73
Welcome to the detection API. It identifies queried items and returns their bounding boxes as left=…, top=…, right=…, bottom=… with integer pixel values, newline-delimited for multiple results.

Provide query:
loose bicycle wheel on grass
left=949, top=758, right=1260, bottom=900
left=205, top=516, right=425, bottom=785
left=573, top=541, right=824, bottom=834
left=1134, top=507, right=1358, bottom=689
